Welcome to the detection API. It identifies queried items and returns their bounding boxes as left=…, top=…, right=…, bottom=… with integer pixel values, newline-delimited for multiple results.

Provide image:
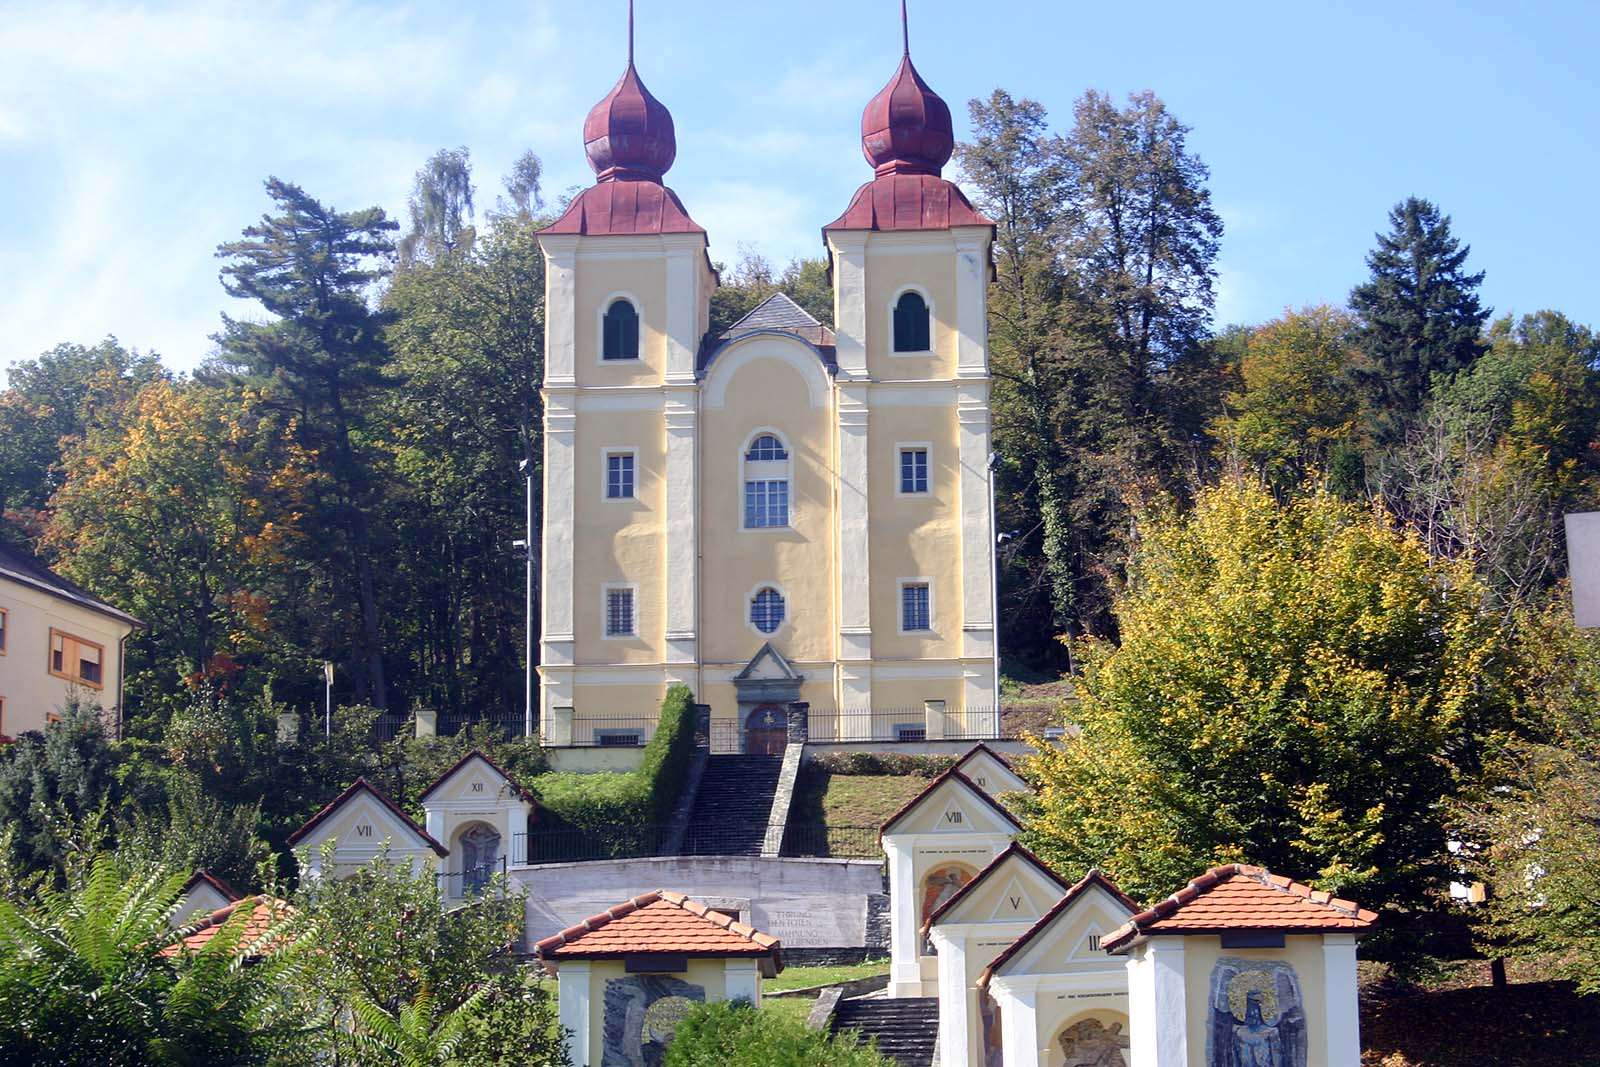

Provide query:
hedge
left=530, top=685, right=696, bottom=829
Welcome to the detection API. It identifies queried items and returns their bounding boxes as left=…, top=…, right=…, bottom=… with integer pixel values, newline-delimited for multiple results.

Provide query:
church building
left=535, top=11, right=999, bottom=749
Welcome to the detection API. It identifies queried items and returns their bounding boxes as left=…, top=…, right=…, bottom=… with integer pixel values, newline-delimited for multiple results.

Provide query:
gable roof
left=921, top=841, right=1071, bottom=936
left=1101, top=864, right=1379, bottom=954
left=417, top=749, right=536, bottom=805
left=951, top=742, right=1029, bottom=790
left=179, top=869, right=240, bottom=904
left=878, top=767, right=1022, bottom=841
left=978, top=869, right=1137, bottom=991
left=161, top=895, right=294, bottom=958
left=726, top=292, right=820, bottom=334
left=732, top=641, right=802, bottom=682
left=535, top=890, right=782, bottom=967
left=286, top=777, right=448, bottom=857
left=0, top=541, right=143, bottom=628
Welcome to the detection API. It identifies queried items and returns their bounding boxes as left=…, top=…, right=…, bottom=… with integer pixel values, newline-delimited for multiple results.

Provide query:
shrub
left=808, top=752, right=954, bottom=778
left=662, top=1000, right=893, bottom=1066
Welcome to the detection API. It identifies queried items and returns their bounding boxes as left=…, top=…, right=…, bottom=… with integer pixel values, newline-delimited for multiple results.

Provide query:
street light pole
left=517, top=457, right=535, bottom=739
left=323, top=660, right=334, bottom=736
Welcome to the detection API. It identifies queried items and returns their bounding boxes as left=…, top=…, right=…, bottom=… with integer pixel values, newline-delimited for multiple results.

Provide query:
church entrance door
left=745, top=704, right=787, bottom=755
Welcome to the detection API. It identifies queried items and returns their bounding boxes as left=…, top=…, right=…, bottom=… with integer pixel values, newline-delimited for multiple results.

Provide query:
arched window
left=460, top=824, right=501, bottom=894
left=602, top=298, right=640, bottom=360
left=892, top=290, right=931, bottom=353
left=750, top=587, right=785, bottom=633
left=743, top=433, right=790, bottom=529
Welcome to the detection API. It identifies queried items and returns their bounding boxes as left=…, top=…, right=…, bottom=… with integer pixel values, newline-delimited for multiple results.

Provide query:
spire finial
left=628, top=0, right=635, bottom=65
left=901, top=0, right=909, bottom=55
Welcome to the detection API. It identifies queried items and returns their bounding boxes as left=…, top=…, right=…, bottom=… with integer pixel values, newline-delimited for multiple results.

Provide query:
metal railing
left=806, top=706, right=1008, bottom=743
left=539, top=716, right=660, bottom=748
left=514, top=822, right=881, bottom=865
left=435, top=856, right=508, bottom=898
left=373, top=713, right=532, bottom=742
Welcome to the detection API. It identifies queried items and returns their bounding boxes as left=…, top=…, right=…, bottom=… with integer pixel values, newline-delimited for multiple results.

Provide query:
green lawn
left=765, top=959, right=890, bottom=995
left=788, top=768, right=929, bottom=836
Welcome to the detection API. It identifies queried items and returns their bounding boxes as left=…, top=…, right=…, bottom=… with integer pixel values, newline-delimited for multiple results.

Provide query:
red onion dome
left=583, top=62, right=676, bottom=182
left=860, top=53, right=954, bottom=177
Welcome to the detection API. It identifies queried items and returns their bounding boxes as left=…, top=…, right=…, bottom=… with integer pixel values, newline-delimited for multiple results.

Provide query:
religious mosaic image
left=919, top=862, right=975, bottom=953
left=979, top=991, right=1004, bottom=1067
left=601, top=975, right=705, bottom=1067
left=1056, top=1017, right=1131, bottom=1067
left=1205, top=958, right=1307, bottom=1067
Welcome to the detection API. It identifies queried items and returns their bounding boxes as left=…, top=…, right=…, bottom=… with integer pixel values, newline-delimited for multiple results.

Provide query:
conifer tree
left=1350, top=197, right=1490, bottom=445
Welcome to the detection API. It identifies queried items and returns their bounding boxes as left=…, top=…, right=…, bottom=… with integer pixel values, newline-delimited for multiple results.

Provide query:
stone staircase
left=681, top=755, right=783, bottom=856
left=829, top=996, right=941, bottom=1067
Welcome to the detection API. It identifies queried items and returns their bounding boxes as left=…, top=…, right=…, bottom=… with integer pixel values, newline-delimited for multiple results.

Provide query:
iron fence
left=540, top=717, right=660, bottom=748
left=434, top=856, right=509, bottom=898
left=514, top=822, right=881, bottom=864
left=373, top=713, right=532, bottom=742
left=805, top=706, right=1008, bottom=743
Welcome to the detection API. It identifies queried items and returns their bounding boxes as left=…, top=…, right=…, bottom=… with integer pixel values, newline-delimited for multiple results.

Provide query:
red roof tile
left=922, top=841, right=1072, bottom=937
left=286, top=777, right=448, bottom=857
left=417, top=749, right=537, bottom=806
left=878, top=767, right=1022, bottom=841
left=978, top=869, right=1137, bottom=991
left=823, top=173, right=992, bottom=234
left=541, top=180, right=704, bottom=236
left=161, top=896, right=294, bottom=958
left=1101, top=864, right=1379, bottom=953
left=535, top=891, right=782, bottom=966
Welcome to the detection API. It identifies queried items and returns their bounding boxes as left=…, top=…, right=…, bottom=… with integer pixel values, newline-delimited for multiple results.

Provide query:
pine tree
left=1350, top=197, right=1490, bottom=445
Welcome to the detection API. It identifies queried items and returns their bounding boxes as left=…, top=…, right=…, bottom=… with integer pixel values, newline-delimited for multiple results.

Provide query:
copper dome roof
left=860, top=52, right=954, bottom=177
left=583, top=61, right=677, bottom=182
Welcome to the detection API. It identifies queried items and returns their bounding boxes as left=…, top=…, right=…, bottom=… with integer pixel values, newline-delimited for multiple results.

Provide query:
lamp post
left=323, top=660, right=334, bottom=736
left=517, top=457, right=535, bottom=739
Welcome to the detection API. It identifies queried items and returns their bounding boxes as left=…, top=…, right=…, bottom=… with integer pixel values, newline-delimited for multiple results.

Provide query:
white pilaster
left=1323, top=933, right=1361, bottom=1066
left=540, top=394, right=577, bottom=684
left=992, top=981, right=1041, bottom=1067
left=663, top=392, right=698, bottom=667
left=557, top=960, right=591, bottom=1066
left=829, top=232, right=868, bottom=377
left=661, top=238, right=701, bottom=385
left=1127, top=937, right=1188, bottom=1067
left=952, top=227, right=991, bottom=379
left=931, top=928, right=971, bottom=1067
left=725, top=958, right=761, bottom=1005
left=837, top=383, right=872, bottom=692
left=540, top=236, right=580, bottom=387
left=884, top=837, right=922, bottom=997
left=957, top=383, right=996, bottom=672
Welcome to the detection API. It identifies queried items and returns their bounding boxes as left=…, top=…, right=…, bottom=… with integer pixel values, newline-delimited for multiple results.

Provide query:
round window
left=750, top=587, right=785, bottom=634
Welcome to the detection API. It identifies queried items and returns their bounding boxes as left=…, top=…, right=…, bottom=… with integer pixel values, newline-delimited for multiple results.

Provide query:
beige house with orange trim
left=0, top=542, right=141, bottom=737
left=535, top=28, right=998, bottom=751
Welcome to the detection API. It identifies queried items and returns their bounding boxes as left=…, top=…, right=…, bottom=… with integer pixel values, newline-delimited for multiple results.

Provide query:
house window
left=892, top=290, right=931, bottom=353
left=750, top=587, right=785, bottom=634
left=901, top=583, right=932, bottom=633
left=596, top=730, right=643, bottom=748
left=604, top=588, right=636, bottom=638
left=742, top=433, right=790, bottom=529
left=49, top=629, right=104, bottom=689
left=0, top=608, right=7, bottom=653
left=606, top=451, right=635, bottom=499
left=602, top=298, right=640, bottom=360
left=899, top=448, right=929, bottom=494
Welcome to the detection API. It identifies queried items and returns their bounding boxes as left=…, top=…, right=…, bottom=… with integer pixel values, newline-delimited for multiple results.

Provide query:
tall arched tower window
left=742, top=433, right=790, bottom=529
left=892, top=290, right=931, bottom=353
left=602, top=298, right=640, bottom=360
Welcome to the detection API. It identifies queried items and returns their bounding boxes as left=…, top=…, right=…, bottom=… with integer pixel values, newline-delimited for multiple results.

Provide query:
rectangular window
left=49, top=629, right=104, bottom=689
left=604, top=588, right=635, bottom=638
left=0, top=607, right=6, bottom=653
left=899, top=448, right=929, bottom=494
left=606, top=452, right=635, bottom=499
left=743, top=479, right=789, bottom=529
left=901, top=582, right=932, bottom=633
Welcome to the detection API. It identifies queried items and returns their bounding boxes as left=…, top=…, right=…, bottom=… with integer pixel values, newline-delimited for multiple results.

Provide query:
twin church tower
left=535, top=7, right=998, bottom=749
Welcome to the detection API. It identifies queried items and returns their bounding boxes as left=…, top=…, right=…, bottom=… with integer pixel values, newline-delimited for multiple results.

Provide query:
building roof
left=878, top=766, right=1022, bottom=840
left=978, top=869, right=1137, bottom=990
left=541, top=179, right=705, bottom=237
left=286, top=776, right=449, bottom=857
left=417, top=749, right=536, bottom=805
left=179, top=869, right=240, bottom=903
left=0, top=541, right=143, bottom=628
left=722, top=292, right=833, bottom=341
left=1101, top=864, right=1379, bottom=953
left=921, top=840, right=1072, bottom=936
left=824, top=172, right=992, bottom=234
left=161, top=895, right=294, bottom=958
left=534, top=890, right=782, bottom=966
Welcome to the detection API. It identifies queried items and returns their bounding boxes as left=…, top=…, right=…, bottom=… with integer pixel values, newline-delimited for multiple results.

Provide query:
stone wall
left=514, top=855, right=885, bottom=950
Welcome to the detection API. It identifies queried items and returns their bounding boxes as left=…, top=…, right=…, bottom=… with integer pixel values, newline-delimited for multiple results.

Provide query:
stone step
left=830, top=997, right=940, bottom=1067
left=681, top=756, right=783, bottom=856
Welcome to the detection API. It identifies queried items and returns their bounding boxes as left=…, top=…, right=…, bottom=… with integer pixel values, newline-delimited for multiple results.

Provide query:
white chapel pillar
left=1323, top=933, right=1362, bottom=1066
left=1127, top=938, right=1188, bottom=1067
left=884, top=836, right=921, bottom=998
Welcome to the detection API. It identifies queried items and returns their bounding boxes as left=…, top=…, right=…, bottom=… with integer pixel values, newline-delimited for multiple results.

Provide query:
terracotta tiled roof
left=161, top=895, right=294, bottom=958
left=977, top=869, right=1137, bottom=991
left=286, top=777, right=449, bottom=857
left=1101, top=864, right=1379, bottom=953
left=417, top=750, right=537, bottom=805
left=921, top=841, right=1071, bottom=937
left=535, top=891, right=782, bottom=965
left=878, top=767, right=1022, bottom=841
left=951, top=741, right=1020, bottom=778
left=179, top=868, right=240, bottom=903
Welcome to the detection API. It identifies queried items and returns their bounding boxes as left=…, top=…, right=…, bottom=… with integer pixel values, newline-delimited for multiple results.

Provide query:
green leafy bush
left=531, top=686, right=696, bottom=829
left=808, top=752, right=954, bottom=778
left=662, top=1000, right=893, bottom=1066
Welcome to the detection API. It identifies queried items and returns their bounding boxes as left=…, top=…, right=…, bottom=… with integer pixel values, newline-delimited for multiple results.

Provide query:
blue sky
left=2, top=0, right=1596, bottom=380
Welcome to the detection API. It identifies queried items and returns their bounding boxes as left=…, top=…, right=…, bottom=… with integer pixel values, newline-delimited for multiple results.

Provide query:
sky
left=2, top=0, right=1597, bottom=381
